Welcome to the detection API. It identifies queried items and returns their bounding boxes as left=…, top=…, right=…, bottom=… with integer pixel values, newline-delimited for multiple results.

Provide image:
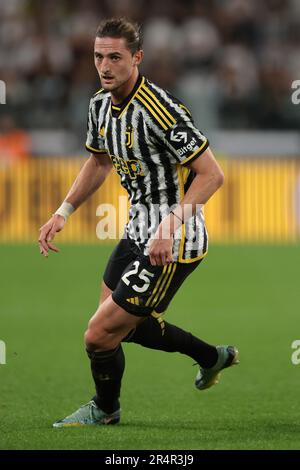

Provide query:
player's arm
left=149, top=147, right=224, bottom=266
left=39, top=153, right=112, bottom=257
left=177, top=146, right=224, bottom=209
left=63, top=153, right=112, bottom=209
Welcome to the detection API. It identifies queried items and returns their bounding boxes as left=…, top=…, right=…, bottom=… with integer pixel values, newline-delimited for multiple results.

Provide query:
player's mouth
left=102, top=76, right=114, bottom=84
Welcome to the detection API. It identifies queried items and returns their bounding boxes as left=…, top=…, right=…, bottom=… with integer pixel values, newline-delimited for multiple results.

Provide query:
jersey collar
left=111, top=75, right=144, bottom=118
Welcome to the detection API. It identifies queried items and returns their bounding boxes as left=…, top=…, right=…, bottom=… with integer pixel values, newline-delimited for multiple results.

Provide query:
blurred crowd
left=0, top=0, right=300, bottom=139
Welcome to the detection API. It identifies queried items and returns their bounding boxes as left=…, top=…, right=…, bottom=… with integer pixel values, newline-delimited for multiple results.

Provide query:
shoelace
left=70, top=402, right=97, bottom=423
left=89, top=401, right=99, bottom=422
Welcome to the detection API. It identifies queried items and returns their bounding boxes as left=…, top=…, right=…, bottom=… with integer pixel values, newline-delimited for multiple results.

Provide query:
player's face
left=94, top=37, right=143, bottom=94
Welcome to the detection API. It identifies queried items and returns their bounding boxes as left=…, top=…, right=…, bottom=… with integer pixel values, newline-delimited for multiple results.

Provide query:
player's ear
left=133, top=49, right=143, bottom=66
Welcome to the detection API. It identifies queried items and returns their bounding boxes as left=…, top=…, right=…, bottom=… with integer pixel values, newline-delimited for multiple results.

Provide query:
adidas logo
left=126, top=297, right=140, bottom=305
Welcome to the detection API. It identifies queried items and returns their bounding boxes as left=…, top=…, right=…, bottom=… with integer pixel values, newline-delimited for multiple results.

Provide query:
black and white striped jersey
left=86, top=75, right=209, bottom=263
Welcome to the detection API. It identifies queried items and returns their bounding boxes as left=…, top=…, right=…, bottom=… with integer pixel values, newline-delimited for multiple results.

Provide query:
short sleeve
left=163, top=116, right=209, bottom=166
left=85, top=97, right=107, bottom=155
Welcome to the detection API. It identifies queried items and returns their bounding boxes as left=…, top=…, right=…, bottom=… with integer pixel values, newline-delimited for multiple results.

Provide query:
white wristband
left=54, top=202, right=75, bottom=221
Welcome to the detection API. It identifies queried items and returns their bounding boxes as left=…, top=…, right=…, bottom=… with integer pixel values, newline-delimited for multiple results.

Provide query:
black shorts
left=103, top=237, right=202, bottom=317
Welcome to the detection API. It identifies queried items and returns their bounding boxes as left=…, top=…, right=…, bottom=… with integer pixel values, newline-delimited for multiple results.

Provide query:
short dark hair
left=96, top=18, right=142, bottom=54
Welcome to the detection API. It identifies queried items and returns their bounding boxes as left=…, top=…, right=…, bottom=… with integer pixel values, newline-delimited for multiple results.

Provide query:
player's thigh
left=99, top=281, right=112, bottom=305
left=92, top=257, right=203, bottom=341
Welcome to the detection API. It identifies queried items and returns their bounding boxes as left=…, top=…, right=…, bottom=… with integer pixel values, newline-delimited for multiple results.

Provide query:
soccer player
left=38, top=18, right=239, bottom=427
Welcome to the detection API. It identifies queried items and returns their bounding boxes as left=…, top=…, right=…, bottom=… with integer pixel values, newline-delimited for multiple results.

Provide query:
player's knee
left=84, top=328, right=104, bottom=350
left=84, top=327, right=117, bottom=351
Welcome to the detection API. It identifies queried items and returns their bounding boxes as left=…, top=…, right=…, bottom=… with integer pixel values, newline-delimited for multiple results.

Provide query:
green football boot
left=53, top=400, right=120, bottom=427
left=195, top=345, right=239, bottom=391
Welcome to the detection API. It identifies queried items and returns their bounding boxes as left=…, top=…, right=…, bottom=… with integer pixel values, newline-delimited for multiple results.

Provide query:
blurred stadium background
left=1, top=0, right=300, bottom=242
left=1, top=0, right=300, bottom=450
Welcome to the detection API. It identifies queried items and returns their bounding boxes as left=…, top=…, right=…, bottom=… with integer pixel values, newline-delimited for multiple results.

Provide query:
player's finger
left=47, top=241, right=60, bottom=253
left=160, top=252, right=166, bottom=266
left=39, top=224, right=55, bottom=255
left=165, top=253, right=172, bottom=264
left=38, top=241, right=48, bottom=257
left=46, top=229, right=57, bottom=242
left=38, top=232, right=50, bottom=254
left=153, top=252, right=163, bottom=266
left=165, top=249, right=173, bottom=264
left=149, top=252, right=157, bottom=266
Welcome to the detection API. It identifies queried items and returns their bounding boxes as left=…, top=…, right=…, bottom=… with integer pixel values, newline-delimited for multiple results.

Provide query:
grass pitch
left=0, top=243, right=299, bottom=450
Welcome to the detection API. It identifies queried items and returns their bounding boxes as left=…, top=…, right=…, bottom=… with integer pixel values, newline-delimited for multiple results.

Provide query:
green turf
left=0, top=243, right=300, bottom=450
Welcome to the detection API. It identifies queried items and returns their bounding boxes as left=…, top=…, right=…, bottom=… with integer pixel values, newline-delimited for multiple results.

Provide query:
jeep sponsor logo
left=177, top=137, right=197, bottom=156
left=111, top=155, right=144, bottom=180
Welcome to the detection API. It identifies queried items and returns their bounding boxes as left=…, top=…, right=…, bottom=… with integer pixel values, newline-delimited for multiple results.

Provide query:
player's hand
left=38, top=214, right=65, bottom=257
left=149, top=226, right=173, bottom=266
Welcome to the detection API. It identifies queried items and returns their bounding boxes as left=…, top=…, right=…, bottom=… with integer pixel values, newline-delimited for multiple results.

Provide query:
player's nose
left=100, top=57, right=110, bottom=72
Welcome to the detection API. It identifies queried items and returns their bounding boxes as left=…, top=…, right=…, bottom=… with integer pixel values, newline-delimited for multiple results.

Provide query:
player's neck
left=110, top=69, right=139, bottom=105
